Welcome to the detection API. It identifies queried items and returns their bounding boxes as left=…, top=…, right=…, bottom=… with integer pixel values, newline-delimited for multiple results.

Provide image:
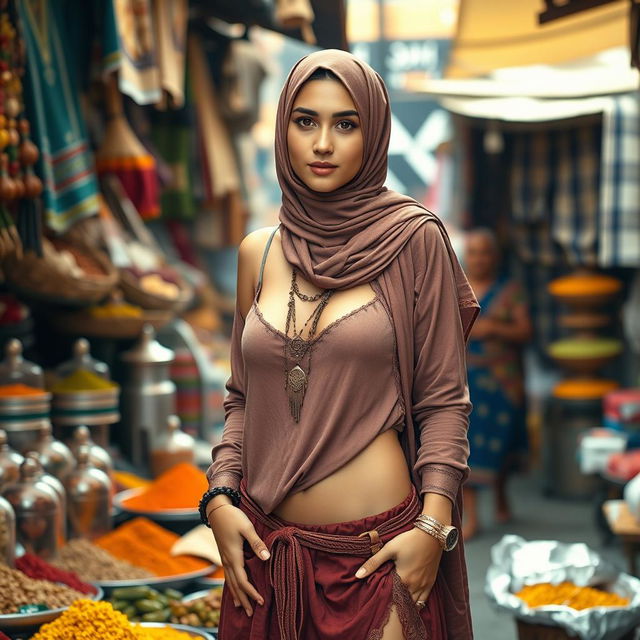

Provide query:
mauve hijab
left=276, top=48, right=434, bottom=290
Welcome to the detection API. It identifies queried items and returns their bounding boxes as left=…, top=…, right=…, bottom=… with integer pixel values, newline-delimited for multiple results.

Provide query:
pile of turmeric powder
left=516, top=582, right=630, bottom=610
left=31, top=599, right=204, bottom=639
left=95, top=517, right=209, bottom=577
left=121, top=462, right=207, bottom=511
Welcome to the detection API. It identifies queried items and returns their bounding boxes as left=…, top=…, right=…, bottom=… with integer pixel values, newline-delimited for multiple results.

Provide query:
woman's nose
left=313, top=127, right=333, bottom=154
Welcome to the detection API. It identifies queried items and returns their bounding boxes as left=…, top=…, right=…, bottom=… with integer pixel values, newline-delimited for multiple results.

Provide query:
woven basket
left=3, top=241, right=118, bottom=307
left=120, top=270, right=193, bottom=312
left=51, top=309, right=174, bottom=339
left=516, top=620, right=636, bottom=640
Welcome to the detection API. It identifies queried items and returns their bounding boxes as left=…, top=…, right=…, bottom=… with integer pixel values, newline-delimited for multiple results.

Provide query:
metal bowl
left=175, top=586, right=224, bottom=636
left=0, top=585, right=103, bottom=632
left=95, top=565, right=215, bottom=594
left=113, top=487, right=200, bottom=521
left=136, top=622, right=215, bottom=639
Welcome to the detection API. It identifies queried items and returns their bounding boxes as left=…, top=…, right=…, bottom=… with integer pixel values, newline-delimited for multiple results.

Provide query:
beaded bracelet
left=199, top=486, right=241, bottom=527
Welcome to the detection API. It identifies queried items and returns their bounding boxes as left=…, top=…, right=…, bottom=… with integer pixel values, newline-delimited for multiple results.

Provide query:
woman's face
left=287, top=78, right=364, bottom=193
left=464, top=234, right=499, bottom=280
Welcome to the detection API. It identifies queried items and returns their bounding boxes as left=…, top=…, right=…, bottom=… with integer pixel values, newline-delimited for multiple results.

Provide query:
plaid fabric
left=510, top=124, right=601, bottom=267
left=599, top=93, right=640, bottom=267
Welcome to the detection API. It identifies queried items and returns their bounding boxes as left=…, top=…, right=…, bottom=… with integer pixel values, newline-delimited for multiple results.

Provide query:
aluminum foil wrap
left=485, top=535, right=640, bottom=640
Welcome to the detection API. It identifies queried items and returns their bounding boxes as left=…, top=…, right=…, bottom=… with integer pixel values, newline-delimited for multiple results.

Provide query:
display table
left=602, top=500, right=640, bottom=575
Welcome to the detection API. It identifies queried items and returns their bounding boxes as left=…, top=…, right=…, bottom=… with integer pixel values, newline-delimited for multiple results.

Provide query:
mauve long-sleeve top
left=207, top=221, right=474, bottom=512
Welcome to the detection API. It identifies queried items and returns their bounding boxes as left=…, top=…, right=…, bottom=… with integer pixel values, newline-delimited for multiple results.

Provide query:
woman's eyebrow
left=292, top=107, right=359, bottom=118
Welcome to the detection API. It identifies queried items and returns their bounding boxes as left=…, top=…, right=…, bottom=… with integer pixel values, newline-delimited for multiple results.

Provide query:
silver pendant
left=287, top=365, right=308, bottom=423
left=288, top=335, right=308, bottom=360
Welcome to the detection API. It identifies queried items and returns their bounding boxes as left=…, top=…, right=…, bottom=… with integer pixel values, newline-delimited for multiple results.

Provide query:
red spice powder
left=15, top=553, right=96, bottom=595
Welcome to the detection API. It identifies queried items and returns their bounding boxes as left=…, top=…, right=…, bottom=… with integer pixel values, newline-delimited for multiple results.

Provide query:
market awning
left=444, top=0, right=629, bottom=78
left=405, top=47, right=639, bottom=122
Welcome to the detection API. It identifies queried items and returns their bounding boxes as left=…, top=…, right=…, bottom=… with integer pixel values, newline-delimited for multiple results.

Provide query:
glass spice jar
left=31, top=421, right=74, bottom=481
left=69, top=426, right=113, bottom=477
left=150, top=415, right=195, bottom=478
left=0, top=494, right=15, bottom=566
left=65, top=445, right=112, bottom=540
left=24, top=451, right=67, bottom=544
left=0, top=427, right=22, bottom=492
left=2, top=457, right=63, bottom=560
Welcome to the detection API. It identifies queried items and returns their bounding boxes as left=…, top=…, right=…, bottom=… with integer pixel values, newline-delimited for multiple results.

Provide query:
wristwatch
left=414, top=515, right=459, bottom=552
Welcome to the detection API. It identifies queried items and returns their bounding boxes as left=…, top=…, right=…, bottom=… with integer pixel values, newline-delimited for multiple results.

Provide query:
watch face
left=445, top=527, right=459, bottom=551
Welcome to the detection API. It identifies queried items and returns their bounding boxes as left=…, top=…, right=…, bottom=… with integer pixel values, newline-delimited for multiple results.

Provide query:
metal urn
left=119, top=324, right=176, bottom=469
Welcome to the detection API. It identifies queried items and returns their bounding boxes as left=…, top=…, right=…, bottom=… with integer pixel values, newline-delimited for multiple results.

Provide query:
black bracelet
left=199, top=486, right=241, bottom=527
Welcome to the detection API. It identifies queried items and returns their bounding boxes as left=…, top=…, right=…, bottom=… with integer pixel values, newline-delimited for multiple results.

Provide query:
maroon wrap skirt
left=218, top=481, right=447, bottom=640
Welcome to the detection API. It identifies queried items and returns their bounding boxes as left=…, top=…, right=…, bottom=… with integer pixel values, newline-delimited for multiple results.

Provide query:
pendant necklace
left=283, top=268, right=334, bottom=422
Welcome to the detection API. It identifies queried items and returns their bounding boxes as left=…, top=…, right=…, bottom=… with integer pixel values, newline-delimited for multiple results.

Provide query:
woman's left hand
left=354, top=527, right=442, bottom=603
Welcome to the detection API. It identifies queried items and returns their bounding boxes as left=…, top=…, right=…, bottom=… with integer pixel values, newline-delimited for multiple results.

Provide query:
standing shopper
left=462, top=229, right=532, bottom=541
left=201, top=49, right=480, bottom=640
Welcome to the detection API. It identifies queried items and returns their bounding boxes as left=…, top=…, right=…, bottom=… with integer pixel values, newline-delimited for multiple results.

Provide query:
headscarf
left=276, top=48, right=432, bottom=290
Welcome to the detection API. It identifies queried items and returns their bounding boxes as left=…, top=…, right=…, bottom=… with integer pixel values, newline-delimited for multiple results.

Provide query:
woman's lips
left=309, top=164, right=337, bottom=176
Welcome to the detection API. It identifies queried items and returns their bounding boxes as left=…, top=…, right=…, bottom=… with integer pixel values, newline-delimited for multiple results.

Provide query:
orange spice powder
left=94, top=517, right=209, bottom=577
left=121, top=462, right=207, bottom=511
left=0, top=383, right=47, bottom=397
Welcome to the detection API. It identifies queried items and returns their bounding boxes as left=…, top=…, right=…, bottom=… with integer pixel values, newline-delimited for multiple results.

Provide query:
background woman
left=462, top=228, right=532, bottom=540
left=200, top=49, right=479, bottom=640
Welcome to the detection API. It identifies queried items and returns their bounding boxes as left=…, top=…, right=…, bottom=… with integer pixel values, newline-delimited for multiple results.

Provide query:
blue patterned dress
left=467, top=277, right=529, bottom=485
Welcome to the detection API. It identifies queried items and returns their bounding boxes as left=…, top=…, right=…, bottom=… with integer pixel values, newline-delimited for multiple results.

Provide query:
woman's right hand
left=208, top=504, right=270, bottom=617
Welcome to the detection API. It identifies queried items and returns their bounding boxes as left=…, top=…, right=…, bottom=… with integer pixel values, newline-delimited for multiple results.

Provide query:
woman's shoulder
left=402, top=214, right=452, bottom=264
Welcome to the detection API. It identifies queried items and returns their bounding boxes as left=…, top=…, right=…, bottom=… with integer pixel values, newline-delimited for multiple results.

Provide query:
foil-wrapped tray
left=485, top=535, right=640, bottom=640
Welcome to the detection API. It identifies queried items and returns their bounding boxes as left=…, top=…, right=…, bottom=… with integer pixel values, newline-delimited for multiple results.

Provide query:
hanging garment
left=189, top=33, right=246, bottom=246
left=18, top=0, right=100, bottom=232
left=112, top=0, right=162, bottom=105
left=599, top=93, right=640, bottom=268
left=153, top=0, right=188, bottom=108
left=219, top=38, right=267, bottom=133
left=95, top=73, right=160, bottom=220
left=510, top=124, right=601, bottom=267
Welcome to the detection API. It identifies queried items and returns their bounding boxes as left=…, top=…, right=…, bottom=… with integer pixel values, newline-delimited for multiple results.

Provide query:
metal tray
left=95, top=565, right=215, bottom=593
left=137, top=622, right=215, bottom=639
left=0, top=585, right=103, bottom=632
left=113, top=487, right=200, bottom=521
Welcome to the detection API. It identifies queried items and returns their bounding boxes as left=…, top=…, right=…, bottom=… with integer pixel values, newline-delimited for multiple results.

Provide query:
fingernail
left=260, top=550, right=270, bottom=560
left=258, top=598, right=264, bottom=606
left=234, top=601, right=240, bottom=608
left=247, top=610, right=253, bottom=617
left=355, top=567, right=366, bottom=578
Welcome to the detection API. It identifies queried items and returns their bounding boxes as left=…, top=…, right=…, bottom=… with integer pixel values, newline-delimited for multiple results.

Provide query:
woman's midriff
left=272, top=429, right=412, bottom=525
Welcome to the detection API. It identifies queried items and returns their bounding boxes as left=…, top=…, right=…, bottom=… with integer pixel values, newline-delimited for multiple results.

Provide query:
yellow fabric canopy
left=446, top=0, right=629, bottom=78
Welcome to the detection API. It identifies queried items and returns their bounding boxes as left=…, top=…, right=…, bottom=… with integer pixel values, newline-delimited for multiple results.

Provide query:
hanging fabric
left=599, top=93, right=640, bottom=267
left=189, top=33, right=246, bottom=246
left=510, top=123, right=601, bottom=267
left=18, top=0, right=100, bottom=232
left=95, top=73, right=160, bottom=220
left=152, top=0, right=188, bottom=109
left=111, top=0, right=162, bottom=105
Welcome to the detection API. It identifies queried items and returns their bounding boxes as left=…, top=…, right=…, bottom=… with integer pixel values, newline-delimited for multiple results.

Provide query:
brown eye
left=337, top=120, right=357, bottom=131
left=295, top=117, right=315, bottom=128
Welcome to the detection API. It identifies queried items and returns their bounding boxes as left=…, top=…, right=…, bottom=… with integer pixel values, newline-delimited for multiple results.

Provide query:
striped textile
left=599, top=93, right=640, bottom=267
left=510, top=124, right=601, bottom=267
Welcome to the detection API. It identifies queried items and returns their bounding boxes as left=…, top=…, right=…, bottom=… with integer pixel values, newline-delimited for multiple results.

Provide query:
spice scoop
left=170, top=525, right=222, bottom=566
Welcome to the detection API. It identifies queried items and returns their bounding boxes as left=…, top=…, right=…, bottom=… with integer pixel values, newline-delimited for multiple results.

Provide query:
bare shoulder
left=236, top=226, right=279, bottom=318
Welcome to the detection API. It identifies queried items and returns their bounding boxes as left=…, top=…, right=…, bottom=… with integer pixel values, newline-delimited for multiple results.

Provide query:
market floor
left=465, top=467, right=628, bottom=640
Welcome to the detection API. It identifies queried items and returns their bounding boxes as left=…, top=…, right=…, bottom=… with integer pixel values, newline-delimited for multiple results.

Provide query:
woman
left=462, top=229, right=532, bottom=540
left=201, top=49, right=479, bottom=640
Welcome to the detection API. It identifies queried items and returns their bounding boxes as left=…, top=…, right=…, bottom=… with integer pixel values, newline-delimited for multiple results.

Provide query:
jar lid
left=120, top=325, right=174, bottom=365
